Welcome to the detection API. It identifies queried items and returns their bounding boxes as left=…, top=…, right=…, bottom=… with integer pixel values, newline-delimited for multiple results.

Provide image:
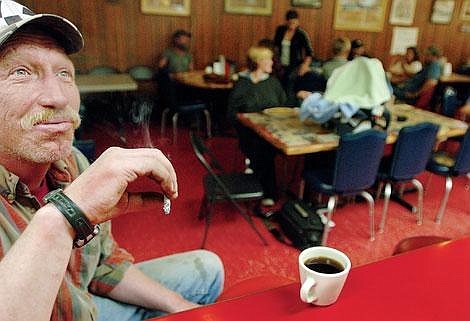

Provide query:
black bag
left=262, top=199, right=324, bottom=250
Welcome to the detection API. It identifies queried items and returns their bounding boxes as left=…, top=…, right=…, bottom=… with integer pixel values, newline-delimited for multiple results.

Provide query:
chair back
left=88, top=66, right=119, bottom=75
left=190, top=132, right=225, bottom=176
left=389, top=122, right=439, bottom=180
left=453, top=128, right=470, bottom=175
left=128, top=65, right=155, bottom=80
left=333, top=129, right=387, bottom=193
left=440, top=86, right=460, bottom=118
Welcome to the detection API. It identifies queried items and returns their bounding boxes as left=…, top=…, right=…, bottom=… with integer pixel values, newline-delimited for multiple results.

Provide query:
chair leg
left=172, top=113, right=179, bottom=144
left=379, top=182, right=392, bottom=233
left=198, top=196, right=208, bottom=220
left=234, top=202, right=268, bottom=246
left=160, top=108, right=169, bottom=137
left=411, top=178, right=424, bottom=225
left=298, top=179, right=305, bottom=199
left=435, top=176, right=453, bottom=224
left=360, top=191, right=375, bottom=241
left=203, top=109, right=212, bottom=138
left=425, top=172, right=433, bottom=193
left=201, top=201, right=214, bottom=249
left=321, top=196, right=337, bottom=246
left=376, top=181, right=384, bottom=200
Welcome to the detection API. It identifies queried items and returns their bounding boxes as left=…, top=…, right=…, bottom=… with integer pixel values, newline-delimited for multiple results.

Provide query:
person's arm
left=0, top=147, right=178, bottom=321
left=406, top=78, right=438, bottom=99
left=0, top=206, right=74, bottom=321
left=158, top=49, right=170, bottom=70
left=298, top=29, right=314, bottom=76
left=106, top=265, right=199, bottom=313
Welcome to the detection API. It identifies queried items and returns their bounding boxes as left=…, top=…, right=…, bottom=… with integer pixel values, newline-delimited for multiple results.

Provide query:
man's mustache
left=20, top=108, right=81, bottom=130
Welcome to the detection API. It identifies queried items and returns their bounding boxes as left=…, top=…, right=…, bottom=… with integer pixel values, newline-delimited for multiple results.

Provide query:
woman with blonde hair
left=228, top=45, right=287, bottom=207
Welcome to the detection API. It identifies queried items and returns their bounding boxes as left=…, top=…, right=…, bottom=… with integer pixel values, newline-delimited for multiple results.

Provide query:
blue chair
left=426, top=128, right=470, bottom=223
left=302, top=129, right=387, bottom=245
left=73, top=139, right=96, bottom=163
left=376, top=123, right=439, bottom=232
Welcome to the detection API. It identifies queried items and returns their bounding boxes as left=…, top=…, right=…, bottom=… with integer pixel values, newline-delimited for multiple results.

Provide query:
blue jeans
left=92, top=249, right=224, bottom=321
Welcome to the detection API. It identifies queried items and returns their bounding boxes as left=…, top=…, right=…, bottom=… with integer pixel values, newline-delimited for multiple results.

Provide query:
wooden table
left=154, top=237, right=470, bottom=321
left=173, top=70, right=233, bottom=90
left=237, top=104, right=468, bottom=155
left=75, top=73, right=138, bottom=93
left=439, top=72, right=470, bottom=84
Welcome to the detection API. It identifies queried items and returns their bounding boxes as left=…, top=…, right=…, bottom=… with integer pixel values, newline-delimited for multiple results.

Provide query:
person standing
left=274, top=9, right=314, bottom=105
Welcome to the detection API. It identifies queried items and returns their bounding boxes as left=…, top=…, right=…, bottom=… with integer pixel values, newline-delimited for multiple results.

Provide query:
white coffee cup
left=299, top=246, right=351, bottom=306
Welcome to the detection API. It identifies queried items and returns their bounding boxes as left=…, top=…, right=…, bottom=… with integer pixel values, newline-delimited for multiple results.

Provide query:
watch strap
left=43, top=189, right=100, bottom=247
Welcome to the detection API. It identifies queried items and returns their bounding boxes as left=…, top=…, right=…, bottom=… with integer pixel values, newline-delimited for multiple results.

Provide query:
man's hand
left=64, top=147, right=178, bottom=224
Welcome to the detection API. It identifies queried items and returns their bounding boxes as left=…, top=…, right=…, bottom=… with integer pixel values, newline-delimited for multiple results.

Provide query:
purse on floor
left=262, top=199, right=324, bottom=250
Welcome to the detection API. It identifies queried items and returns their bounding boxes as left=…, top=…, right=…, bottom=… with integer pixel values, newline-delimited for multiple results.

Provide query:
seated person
left=157, top=29, right=194, bottom=107
left=322, top=37, right=351, bottom=80
left=227, top=46, right=287, bottom=206
left=293, top=37, right=351, bottom=99
left=347, top=39, right=370, bottom=60
left=0, top=3, right=224, bottom=321
left=392, top=46, right=442, bottom=105
left=388, top=46, right=422, bottom=84
left=158, top=29, right=193, bottom=75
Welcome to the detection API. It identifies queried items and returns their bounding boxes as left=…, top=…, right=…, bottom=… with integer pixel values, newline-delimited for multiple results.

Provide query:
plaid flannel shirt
left=0, top=148, right=134, bottom=321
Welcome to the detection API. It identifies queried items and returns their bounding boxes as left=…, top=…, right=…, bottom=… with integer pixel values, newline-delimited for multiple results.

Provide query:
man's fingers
left=126, top=192, right=169, bottom=214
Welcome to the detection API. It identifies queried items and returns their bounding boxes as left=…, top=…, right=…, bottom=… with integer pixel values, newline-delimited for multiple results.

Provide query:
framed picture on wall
left=224, top=0, right=273, bottom=16
left=291, top=0, right=321, bottom=8
left=461, top=0, right=470, bottom=21
left=334, top=0, right=388, bottom=32
left=430, top=0, right=455, bottom=24
left=389, top=0, right=417, bottom=25
left=141, top=0, right=190, bottom=16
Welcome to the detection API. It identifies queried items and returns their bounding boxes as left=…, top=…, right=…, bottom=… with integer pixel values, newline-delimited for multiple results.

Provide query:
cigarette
left=163, top=195, right=171, bottom=215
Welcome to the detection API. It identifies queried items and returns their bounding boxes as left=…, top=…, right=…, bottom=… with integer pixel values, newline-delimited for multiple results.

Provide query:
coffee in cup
left=299, top=246, right=351, bottom=306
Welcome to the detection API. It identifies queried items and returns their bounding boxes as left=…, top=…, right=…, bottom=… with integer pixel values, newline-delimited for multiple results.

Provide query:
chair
left=426, top=128, right=470, bottom=223
left=376, top=123, right=439, bottom=233
left=128, top=65, right=155, bottom=81
left=415, top=85, right=436, bottom=110
left=73, top=139, right=96, bottom=163
left=190, top=132, right=268, bottom=248
left=157, top=71, right=211, bottom=144
left=88, top=65, right=119, bottom=75
left=301, top=129, right=387, bottom=245
left=392, top=236, right=451, bottom=255
left=161, top=101, right=211, bottom=144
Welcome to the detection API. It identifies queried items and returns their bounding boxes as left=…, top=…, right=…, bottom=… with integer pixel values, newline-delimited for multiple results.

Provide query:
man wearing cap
left=392, top=46, right=443, bottom=105
left=0, top=1, right=223, bottom=321
left=158, top=29, right=193, bottom=74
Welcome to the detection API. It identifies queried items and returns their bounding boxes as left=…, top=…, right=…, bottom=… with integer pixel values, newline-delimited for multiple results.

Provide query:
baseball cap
left=0, top=0, right=83, bottom=54
left=173, top=29, right=191, bottom=38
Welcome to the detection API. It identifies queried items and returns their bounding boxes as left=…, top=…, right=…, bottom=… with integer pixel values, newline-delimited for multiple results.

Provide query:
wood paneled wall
left=22, top=0, right=470, bottom=73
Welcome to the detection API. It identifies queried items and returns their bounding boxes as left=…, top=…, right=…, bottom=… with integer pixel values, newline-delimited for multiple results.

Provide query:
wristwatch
left=43, top=189, right=100, bottom=248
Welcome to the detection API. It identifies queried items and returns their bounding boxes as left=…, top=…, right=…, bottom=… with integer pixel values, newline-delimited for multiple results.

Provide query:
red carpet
left=83, top=121, right=470, bottom=297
